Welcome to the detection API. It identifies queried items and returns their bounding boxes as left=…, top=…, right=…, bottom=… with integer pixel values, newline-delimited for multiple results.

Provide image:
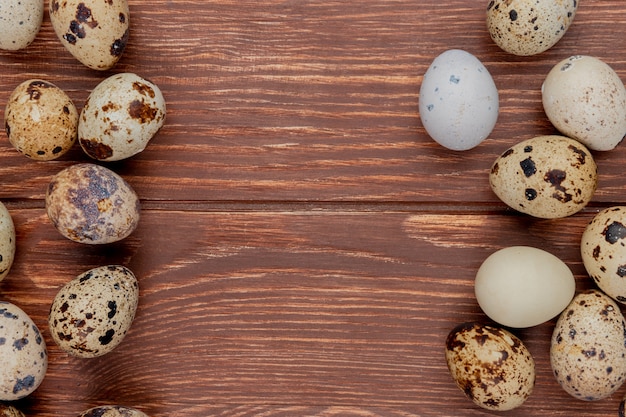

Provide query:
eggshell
left=445, top=322, right=535, bottom=411
left=45, top=163, right=141, bottom=244
left=581, top=206, right=626, bottom=304
left=49, top=265, right=139, bottom=358
left=487, top=0, right=578, bottom=56
left=0, top=201, right=16, bottom=283
left=78, top=73, right=166, bottom=161
left=542, top=55, right=626, bottom=151
left=475, top=246, right=575, bottom=328
left=49, top=0, right=130, bottom=70
left=4, top=79, right=79, bottom=161
left=0, top=405, right=25, bottom=417
left=419, top=49, right=499, bottom=151
left=0, top=301, right=48, bottom=401
left=77, top=405, right=149, bottom=417
left=489, top=135, right=597, bottom=218
left=550, top=289, right=626, bottom=401
left=0, top=0, right=43, bottom=51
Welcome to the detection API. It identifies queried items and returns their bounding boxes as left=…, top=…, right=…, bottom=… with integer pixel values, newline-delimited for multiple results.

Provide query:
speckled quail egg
left=419, top=49, right=499, bottom=151
left=490, top=135, right=597, bottom=218
left=581, top=207, right=626, bottom=304
left=542, top=55, right=626, bottom=151
left=475, top=246, right=575, bottom=328
left=4, top=79, right=78, bottom=161
left=49, top=265, right=139, bottom=358
left=0, top=404, right=25, bottom=417
left=487, top=0, right=578, bottom=56
left=78, top=405, right=149, bottom=417
left=445, top=322, right=535, bottom=411
left=551, top=289, right=626, bottom=400
left=45, top=163, right=140, bottom=244
left=49, top=0, right=130, bottom=70
left=0, top=0, right=43, bottom=51
left=78, top=73, right=166, bottom=161
left=0, top=301, right=47, bottom=401
left=0, top=202, right=16, bottom=283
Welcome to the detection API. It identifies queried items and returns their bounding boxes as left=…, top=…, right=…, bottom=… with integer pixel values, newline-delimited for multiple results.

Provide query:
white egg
left=419, top=49, right=499, bottom=151
left=475, top=246, right=576, bottom=328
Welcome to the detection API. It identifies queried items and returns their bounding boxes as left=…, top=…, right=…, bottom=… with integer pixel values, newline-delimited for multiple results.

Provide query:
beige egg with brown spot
left=45, top=163, right=140, bottom=244
left=0, top=201, right=16, bottom=283
left=0, top=404, right=25, bottom=417
left=490, top=135, right=597, bottom=218
left=551, top=289, right=626, bottom=400
left=487, top=0, right=578, bottom=56
left=0, top=301, right=48, bottom=401
left=0, top=0, right=44, bottom=50
left=78, top=73, right=166, bottom=161
left=78, top=405, right=149, bottom=417
left=49, top=0, right=129, bottom=70
left=4, top=79, right=78, bottom=161
left=445, top=322, right=535, bottom=411
left=542, top=55, right=626, bottom=151
left=49, top=265, right=139, bottom=358
left=581, top=207, right=626, bottom=304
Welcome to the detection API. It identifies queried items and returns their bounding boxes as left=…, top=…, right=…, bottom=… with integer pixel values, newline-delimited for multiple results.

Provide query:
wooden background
left=0, top=0, right=625, bottom=416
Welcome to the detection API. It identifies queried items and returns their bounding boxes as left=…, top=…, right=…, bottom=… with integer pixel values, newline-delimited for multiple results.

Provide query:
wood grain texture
left=0, top=0, right=625, bottom=416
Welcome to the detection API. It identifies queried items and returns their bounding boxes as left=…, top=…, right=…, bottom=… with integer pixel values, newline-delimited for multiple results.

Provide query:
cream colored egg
left=581, top=206, right=626, bottom=303
left=78, top=73, right=166, bottom=161
left=78, top=405, right=149, bottom=417
left=0, top=0, right=43, bottom=50
left=0, top=201, right=16, bottom=283
left=445, top=322, right=535, bottom=411
left=4, top=79, right=78, bottom=160
left=551, top=290, right=626, bottom=401
left=49, top=0, right=130, bottom=70
left=475, top=246, right=575, bottom=328
left=542, top=55, right=626, bottom=151
left=0, top=302, right=47, bottom=401
left=487, top=0, right=578, bottom=56
left=45, top=163, right=140, bottom=244
left=49, top=265, right=139, bottom=358
left=490, top=135, right=597, bottom=218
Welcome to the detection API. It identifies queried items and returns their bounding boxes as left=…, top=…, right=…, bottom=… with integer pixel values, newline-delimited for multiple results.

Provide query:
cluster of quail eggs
left=419, top=0, right=626, bottom=412
left=0, top=0, right=166, bottom=415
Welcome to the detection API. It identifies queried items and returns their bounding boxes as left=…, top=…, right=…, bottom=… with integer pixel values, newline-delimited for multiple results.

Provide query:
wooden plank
left=0, top=208, right=617, bottom=416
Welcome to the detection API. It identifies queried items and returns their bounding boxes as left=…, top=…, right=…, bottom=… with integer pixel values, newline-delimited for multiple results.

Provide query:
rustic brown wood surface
left=0, top=0, right=625, bottom=416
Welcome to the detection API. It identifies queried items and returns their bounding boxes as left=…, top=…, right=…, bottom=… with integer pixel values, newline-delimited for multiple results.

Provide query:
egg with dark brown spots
left=581, top=207, right=626, bottom=304
left=445, top=322, right=535, bottom=411
left=49, top=0, right=129, bottom=70
left=487, top=0, right=578, bottom=56
left=78, top=73, right=166, bottom=161
left=490, top=135, right=597, bottom=219
left=0, top=404, right=25, bottom=417
left=49, top=265, right=139, bottom=358
left=0, top=301, right=48, bottom=401
left=78, top=405, right=149, bottom=417
left=45, top=163, right=140, bottom=244
left=550, top=289, right=626, bottom=400
left=4, top=79, right=78, bottom=161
